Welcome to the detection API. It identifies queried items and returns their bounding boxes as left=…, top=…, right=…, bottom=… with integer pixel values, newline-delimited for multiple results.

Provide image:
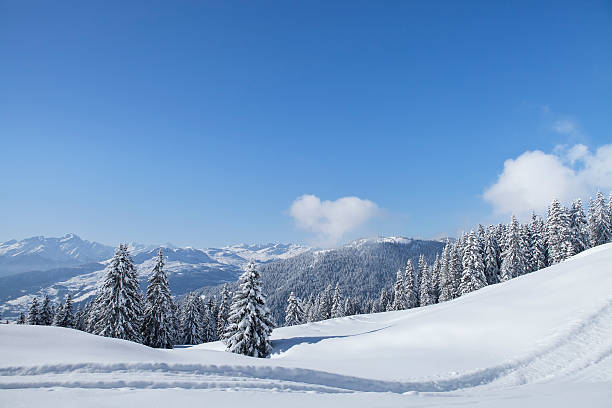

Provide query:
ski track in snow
left=2, top=299, right=611, bottom=394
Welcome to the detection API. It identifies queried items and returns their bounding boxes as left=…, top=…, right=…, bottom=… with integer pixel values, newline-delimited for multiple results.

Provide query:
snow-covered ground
left=2, top=243, right=612, bottom=407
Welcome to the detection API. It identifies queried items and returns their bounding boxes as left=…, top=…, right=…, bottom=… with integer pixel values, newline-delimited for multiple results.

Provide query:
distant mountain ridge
left=0, top=234, right=114, bottom=276
left=0, top=234, right=310, bottom=318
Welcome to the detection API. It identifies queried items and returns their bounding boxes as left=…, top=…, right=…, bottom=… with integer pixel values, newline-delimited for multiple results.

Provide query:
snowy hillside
left=0, top=234, right=114, bottom=276
left=2, top=243, right=611, bottom=407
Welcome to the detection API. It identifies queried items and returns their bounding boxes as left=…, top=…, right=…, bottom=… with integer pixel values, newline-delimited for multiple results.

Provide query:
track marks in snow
left=2, top=300, right=611, bottom=394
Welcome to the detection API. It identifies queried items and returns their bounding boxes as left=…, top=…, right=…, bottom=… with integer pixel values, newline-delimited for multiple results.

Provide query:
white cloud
left=484, top=144, right=612, bottom=217
left=289, top=194, right=379, bottom=246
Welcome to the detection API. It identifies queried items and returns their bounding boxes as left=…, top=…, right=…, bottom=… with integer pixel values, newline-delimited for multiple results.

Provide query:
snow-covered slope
left=1, top=244, right=611, bottom=407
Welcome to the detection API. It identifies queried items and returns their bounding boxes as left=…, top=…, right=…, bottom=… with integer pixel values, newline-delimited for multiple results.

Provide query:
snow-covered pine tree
left=304, top=294, right=316, bottom=323
left=459, top=230, right=487, bottom=295
left=17, top=312, right=26, bottom=324
left=438, top=242, right=453, bottom=302
left=431, top=254, right=441, bottom=303
left=141, top=249, right=175, bottom=349
left=483, top=229, right=501, bottom=285
left=322, top=284, right=334, bottom=320
left=27, top=297, right=40, bottom=325
left=521, top=223, right=535, bottom=273
left=216, top=285, right=231, bottom=338
left=181, top=292, right=204, bottom=345
left=93, top=244, right=143, bottom=342
left=39, top=295, right=54, bottom=326
left=378, top=287, right=391, bottom=312
left=568, top=199, right=590, bottom=256
left=331, top=284, right=345, bottom=318
left=284, top=291, right=304, bottom=326
left=55, top=294, right=74, bottom=328
left=225, top=260, right=274, bottom=358
left=589, top=191, right=612, bottom=247
left=53, top=301, right=65, bottom=326
left=546, top=198, right=570, bottom=265
left=419, top=255, right=434, bottom=306
left=500, top=216, right=526, bottom=281
left=343, top=298, right=353, bottom=316
left=207, top=297, right=219, bottom=341
left=450, top=238, right=464, bottom=297
left=391, top=269, right=407, bottom=310
left=74, top=305, right=86, bottom=331
left=404, top=259, right=419, bottom=308
left=530, top=214, right=548, bottom=271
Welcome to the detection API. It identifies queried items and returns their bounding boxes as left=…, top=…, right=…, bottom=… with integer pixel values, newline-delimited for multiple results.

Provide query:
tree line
left=282, top=192, right=612, bottom=325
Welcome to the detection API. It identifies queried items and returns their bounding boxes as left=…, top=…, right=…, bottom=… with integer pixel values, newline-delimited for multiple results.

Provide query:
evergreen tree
left=93, top=244, right=143, bottom=342
left=284, top=292, right=304, bottom=326
left=546, top=198, right=570, bottom=265
left=217, top=285, right=231, bottom=337
left=317, top=285, right=333, bottom=320
left=419, top=255, right=434, bottom=305
left=589, top=191, right=611, bottom=247
left=378, top=287, right=391, bottom=312
left=55, top=294, right=74, bottom=328
left=17, top=312, right=26, bottom=324
left=181, top=292, right=204, bottom=345
left=568, top=199, right=590, bottom=255
left=203, top=298, right=218, bottom=342
left=483, top=230, right=500, bottom=285
left=39, top=295, right=54, bottom=326
left=521, top=223, right=535, bottom=273
left=53, top=301, right=65, bottom=326
left=225, top=260, right=274, bottom=358
left=142, top=249, right=175, bottom=349
left=74, top=305, right=86, bottom=331
left=459, top=230, right=487, bottom=295
left=331, top=284, right=345, bottom=318
left=438, top=242, right=454, bottom=302
left=404, top=260, right=419, bottom=308
left=530, top=214, right=548, bottom=271
left=27, top=297, right=40, bottom=325
left=500, top=216, right=526, bottom=281
left=450, top=239, right=464, bottom=297
left=391, top=270, right=407, bottom=310
left=431, top=254, right=441, bottom=303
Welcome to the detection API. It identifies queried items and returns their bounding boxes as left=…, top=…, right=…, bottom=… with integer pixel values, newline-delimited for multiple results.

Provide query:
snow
left=1, top=243, right=612, bottom=406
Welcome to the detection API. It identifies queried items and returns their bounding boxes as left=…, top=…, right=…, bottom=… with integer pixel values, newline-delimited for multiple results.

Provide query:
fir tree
left=181, top=292, right=204, bottom=345
left=17, top=312, right=26, bottom=324
left=284, top=291, right=305, bottom=326
left=438, top=242, right=454, bottom=302
left=330, top=284, right=345, bottom=318
left=93, top=244, right=143, bottom=342
left=459, top=230, right=487, bottom=295
left=391, top=270, right=407, bottom=310
left=546, top=198, right=570, bottom=265
left=217, top=285, right=231, bottom=339
left=530, top=214, right=548, bottom=271
left=53, top=301, right=65, bottom=326
left=225, top=260, right=274, bottom=358
left=568, top=199, right=590, bottom=255
left=27, top=297, right=40, bottom=325
left=55, top=294, right=74, bottom=328
left=317, top=285, right=333, bottom=320
left=378, top=287, right=391, bottom=312
left=206, top=297, right=219, bottom=341
left=419, top=255, right=434, bottom=306
left=450, top=239, right=464, bottom=297
left=589, top=191, right=611, bottom=247
left=404, top=259, right=419, bottom=308
left=500, top=216, right=526, bottom=281
left=483, top=229, right=501, bottom=285
left=39, top=295, right=54, bottom=326
left=142, top=249, right=175, bottom=349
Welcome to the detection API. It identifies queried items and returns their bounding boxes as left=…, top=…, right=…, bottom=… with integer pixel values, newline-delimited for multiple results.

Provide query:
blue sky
left=1, top=1, right=611, bottom=247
